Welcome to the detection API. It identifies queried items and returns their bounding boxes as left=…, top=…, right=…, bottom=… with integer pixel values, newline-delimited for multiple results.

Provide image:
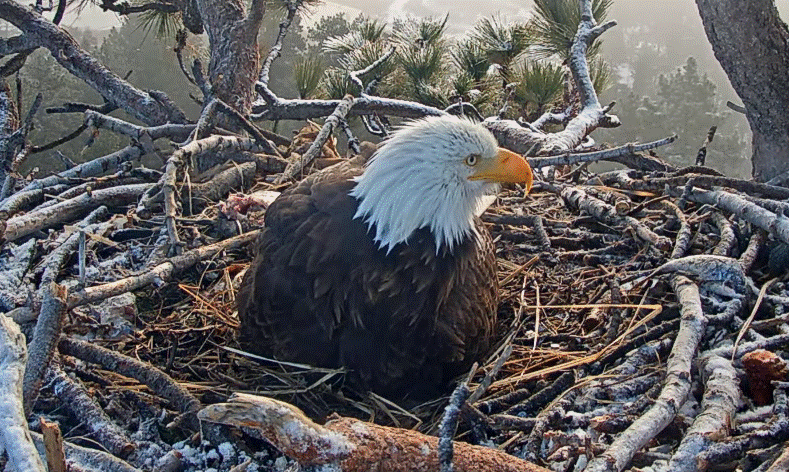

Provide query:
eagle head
left=350, top=115, right=533, bottom=253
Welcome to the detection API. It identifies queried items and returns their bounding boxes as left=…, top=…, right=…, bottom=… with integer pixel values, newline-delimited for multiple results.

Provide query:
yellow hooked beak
left=468, top=148, right=533, bottom=192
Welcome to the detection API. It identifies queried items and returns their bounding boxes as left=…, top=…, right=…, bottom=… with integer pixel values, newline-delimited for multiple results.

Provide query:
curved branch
left=483, top=0, right=619, bottom=155
left=274, top=95, right=354, bottom=184
left=257, top=0, right=295, bottom=86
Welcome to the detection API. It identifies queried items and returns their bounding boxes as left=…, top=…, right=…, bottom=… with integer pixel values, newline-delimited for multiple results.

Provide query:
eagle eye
left=465, top=154, right=479, bottom=167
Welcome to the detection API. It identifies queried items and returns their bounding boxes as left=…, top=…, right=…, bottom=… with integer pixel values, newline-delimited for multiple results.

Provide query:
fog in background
left=28, top=1, right=789, bottom=177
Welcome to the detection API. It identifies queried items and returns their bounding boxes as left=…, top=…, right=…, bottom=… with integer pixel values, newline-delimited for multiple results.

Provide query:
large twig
left=161, top=151, right=184, bottom=253
left=585, top=276, right=706, bottom=472
left=740, top=229, right=767, bottom=273
left=252, top=94, right=445, bottom=121
left=58, top=338, right=201, bottom=427
left=558, top=185, right=672, bottom=250
left=22, top=282, right=67, bottom=415
left=84, top=110, right=194, bottom=143
left=662, top=200, right=692, bottom=259
left=528, top=135, right=675, bottom=169
left=3, top=183, right=153, bottom=243
left=0, top=144, right=144, bottom=214
left=66, top=230, right=259, bottom=308
left=603, top=171, right=789, bottom=200
left=0, top=314, right=47, bottom=472
left=46, top=364, right=136, bottom=458
left=199, top=393, right=551, bottom=472
left=666, top=354, right=741, bottom=471
left=686, top=188, right=789, bottom=245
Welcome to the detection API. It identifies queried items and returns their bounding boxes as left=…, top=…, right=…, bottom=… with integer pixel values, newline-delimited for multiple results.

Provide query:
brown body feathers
left=237, top=161, right=498, bottom=398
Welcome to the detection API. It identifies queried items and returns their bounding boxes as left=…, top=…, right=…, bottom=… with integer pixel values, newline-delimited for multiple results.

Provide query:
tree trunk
left=196, top=1, right=263, bottom=115
left=695, top=0, right=789, bottom=181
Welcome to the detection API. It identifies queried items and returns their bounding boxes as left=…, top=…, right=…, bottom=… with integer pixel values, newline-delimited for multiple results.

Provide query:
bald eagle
left=237, top=116, right=533, bottom=398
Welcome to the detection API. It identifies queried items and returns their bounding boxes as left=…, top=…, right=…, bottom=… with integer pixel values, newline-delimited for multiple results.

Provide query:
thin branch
left=274, top=94, right=354, bottom=184
left=528, top=135, right=676, bottom=169
left=94, top=0, right=178, bottom=15
left=726, top=100, right=747, bottom=114
left=258, top=0, right=298, bottom=87
left=439, top=374, right=472, bottom=472
left=173, top=29, right=196, bottom=86
left=349, top=46, right=396, bottom=97
left=338, top=118, right=361, bottom=155
left=29, top=122, right=88, bottom=154
left=51, top=0, right=65, bottom=24
left=213, top=100, right=281, bottom=153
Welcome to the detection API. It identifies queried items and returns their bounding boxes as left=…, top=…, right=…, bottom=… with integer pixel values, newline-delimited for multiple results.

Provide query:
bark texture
left=696, top=0, right=789, bottom=181
left=196, top=1, right=262, bottom=115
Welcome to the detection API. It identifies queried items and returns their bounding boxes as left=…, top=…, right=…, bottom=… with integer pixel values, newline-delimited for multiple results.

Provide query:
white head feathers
left=350, top=115, right=501, bottom=254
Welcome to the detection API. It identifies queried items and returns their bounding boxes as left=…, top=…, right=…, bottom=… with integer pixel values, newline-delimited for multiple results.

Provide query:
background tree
left=597, top=56, right=748, bottom=175
left=696, top=0, right=789, bottom=181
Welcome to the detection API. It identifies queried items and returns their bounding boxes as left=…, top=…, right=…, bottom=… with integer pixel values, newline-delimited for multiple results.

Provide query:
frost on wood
left=0, top=314, right=46, bottom=472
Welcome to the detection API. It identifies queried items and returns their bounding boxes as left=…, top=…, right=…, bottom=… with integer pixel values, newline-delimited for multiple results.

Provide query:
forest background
left=10, top=0, right=789, bottom=179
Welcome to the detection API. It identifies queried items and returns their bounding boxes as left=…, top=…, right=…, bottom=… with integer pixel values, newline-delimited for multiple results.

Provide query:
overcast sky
left=57, top=0, right=789, bottom=31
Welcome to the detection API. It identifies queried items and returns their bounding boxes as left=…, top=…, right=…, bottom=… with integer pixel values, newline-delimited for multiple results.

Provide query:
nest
left=22, top=164, right=786, bottom=471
